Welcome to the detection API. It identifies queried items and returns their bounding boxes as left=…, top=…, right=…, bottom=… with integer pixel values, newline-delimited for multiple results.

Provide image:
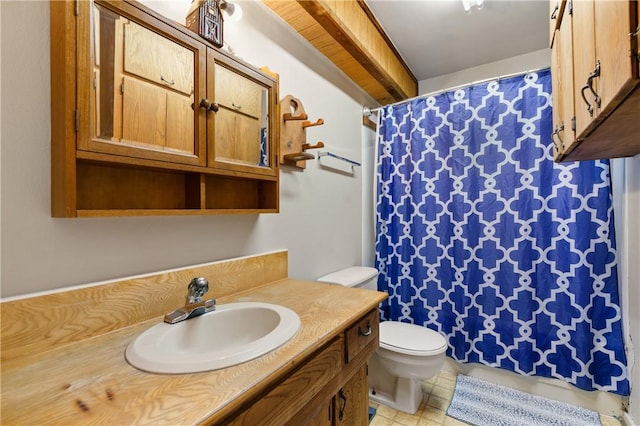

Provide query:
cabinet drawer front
left=215, top=64, right=263, bottom=118
left=228, top=336, right=344, bottom=425
left=345, top=309, right=379, bottom=363
left=124, top=20, right=194, bottom=96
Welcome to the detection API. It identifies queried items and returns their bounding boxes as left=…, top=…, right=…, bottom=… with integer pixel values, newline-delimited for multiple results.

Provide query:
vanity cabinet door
left=79, top=2, right=206, bottom=166
left=334, top=366, right=369, bottom=426
left=208, top=50, right=278, bottom=177
left=307, top=400, right=334, bottom=426
left=306, top=367, right=368, bottom=426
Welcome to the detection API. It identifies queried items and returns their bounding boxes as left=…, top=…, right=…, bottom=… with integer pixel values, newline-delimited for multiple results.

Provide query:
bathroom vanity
left=0, top=251, right=387, bottom=424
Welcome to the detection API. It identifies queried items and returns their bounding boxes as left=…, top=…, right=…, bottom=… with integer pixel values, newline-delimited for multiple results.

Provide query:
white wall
left=0, top=0, right=375, bottom=298
left=361, top=124, right=376, bottom=268
left=418, top=48, right=550, bottom=95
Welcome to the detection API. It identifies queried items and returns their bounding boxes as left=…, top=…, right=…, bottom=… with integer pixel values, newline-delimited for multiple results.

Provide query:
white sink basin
left=125, top=302, right=300, bottom=374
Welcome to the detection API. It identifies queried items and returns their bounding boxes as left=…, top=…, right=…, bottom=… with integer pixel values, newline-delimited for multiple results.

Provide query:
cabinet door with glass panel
left=80, top=1, right=207, bottom=166
left=208, top=50, right=278, bottom=177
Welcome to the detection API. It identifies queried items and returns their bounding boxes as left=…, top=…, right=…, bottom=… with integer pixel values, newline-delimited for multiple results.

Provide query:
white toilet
left=317, top=266, right=447, bottom=414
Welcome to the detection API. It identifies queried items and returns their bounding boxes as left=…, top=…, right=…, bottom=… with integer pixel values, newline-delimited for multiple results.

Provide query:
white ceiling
left=364, top=0, right=550, bottom=82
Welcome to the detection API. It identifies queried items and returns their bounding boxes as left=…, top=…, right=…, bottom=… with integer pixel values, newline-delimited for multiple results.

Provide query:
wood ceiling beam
left=261, top=0, right=418, bottom=104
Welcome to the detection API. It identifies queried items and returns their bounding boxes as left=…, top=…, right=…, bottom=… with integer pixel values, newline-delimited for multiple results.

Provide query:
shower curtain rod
left=363, top=66, right=550, bottom=116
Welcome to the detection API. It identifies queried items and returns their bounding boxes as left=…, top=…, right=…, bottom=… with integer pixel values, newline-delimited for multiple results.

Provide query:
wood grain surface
left=1, top=251, right=387, bottom=425
left=1, top=250, right=288, bottom=364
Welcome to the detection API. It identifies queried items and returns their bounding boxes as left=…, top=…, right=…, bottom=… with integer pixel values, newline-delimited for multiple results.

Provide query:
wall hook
left=302, top=118, right=324, bottom=128
left=283, top=112, right=308, bottom=121
left=302, top=142, right=325, bottom=151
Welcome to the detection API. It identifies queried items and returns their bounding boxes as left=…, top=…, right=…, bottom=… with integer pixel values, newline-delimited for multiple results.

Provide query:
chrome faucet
left=164, top=277, right=216, bottom=324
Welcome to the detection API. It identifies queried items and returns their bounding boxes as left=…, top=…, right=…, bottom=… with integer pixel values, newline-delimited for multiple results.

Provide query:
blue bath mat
left=446, top=375, right=602, bottom=426
left=368, top=406, right=376, bottom=423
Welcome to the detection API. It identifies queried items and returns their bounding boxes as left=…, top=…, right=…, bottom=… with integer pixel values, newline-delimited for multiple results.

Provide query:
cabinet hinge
left=571, top=116, right=576, bottom=132
left=74, top=110, right=80, bottom=133
left=568, top=0, right=573, bottom=15
left=74, top=0, right=79, bottom=16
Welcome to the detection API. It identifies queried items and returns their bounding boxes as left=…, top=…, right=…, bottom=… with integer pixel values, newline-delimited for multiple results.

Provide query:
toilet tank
left=317, top=266, right=378, bottom=291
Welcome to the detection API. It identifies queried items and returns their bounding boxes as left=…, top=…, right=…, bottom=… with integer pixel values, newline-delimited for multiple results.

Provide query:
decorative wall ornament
left=374, top=69, right=630, bottom=395
left=186, top=0, right=223, bottom=47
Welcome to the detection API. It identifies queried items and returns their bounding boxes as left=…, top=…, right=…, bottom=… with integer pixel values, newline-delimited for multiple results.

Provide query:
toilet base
left=369, top=376, right=423, bottom=414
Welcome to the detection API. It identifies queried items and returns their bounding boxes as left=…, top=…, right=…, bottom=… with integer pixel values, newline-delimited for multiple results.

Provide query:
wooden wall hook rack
left=279, top=95, right=325, bottom=169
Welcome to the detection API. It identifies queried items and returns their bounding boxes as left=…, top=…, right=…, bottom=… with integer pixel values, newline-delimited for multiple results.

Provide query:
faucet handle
left=186, top=277, right=209, bottom=303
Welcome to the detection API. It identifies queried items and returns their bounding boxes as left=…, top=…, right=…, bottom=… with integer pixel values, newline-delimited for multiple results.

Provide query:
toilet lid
left=379, top=321, right=447, bottom=356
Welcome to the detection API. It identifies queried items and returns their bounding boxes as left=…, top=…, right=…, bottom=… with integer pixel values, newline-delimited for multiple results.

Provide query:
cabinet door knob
left=199, top=98, right=219, bottom=112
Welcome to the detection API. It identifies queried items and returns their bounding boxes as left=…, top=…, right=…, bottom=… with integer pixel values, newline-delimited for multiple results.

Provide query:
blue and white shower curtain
left=374, top=69, right=629, bottom=395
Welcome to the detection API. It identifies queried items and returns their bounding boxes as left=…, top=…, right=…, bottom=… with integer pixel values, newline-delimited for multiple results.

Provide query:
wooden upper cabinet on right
left=550, top=0, right=576, bottom=158
left=551, top=0, right=639, bottom=161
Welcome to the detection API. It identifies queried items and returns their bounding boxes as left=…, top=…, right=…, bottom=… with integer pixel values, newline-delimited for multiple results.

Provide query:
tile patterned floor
left=368, top=371, right=623, bottom=426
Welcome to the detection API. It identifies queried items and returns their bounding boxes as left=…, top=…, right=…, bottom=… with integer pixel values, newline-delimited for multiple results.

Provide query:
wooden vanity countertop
left=1, top=279, right=387, bottom=425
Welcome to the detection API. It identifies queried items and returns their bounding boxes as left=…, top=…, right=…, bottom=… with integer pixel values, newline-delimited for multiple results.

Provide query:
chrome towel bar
left=318, top=151, right=361, bottom=166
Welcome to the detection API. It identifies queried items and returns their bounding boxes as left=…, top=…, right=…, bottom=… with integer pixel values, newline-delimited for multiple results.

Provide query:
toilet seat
left=379, top=321, right=447, bottom=356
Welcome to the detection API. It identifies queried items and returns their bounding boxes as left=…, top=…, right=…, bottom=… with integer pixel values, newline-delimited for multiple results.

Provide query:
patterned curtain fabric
left=374, top=69, right=629, bottom=395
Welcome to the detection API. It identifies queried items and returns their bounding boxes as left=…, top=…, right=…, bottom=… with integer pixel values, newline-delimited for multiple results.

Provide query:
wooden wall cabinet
left=551, top=0, right=640, bottom=161
left=51, top=0, right=279, bottom=217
